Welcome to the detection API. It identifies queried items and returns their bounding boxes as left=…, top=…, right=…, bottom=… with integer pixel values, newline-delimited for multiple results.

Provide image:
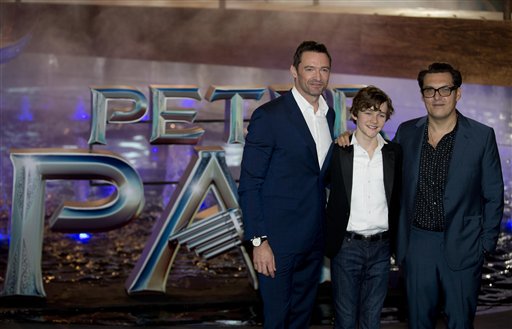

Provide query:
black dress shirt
left=412, top=120, right=458, bottom=231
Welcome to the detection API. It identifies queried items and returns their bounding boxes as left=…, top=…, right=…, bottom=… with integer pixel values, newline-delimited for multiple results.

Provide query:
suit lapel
left=327, top=107, right=335, bottom=139
left=340, top=146, right=354, bottom=203
left=284, top=93, right=318, bottom=167
left=382, top=145, right=396, bottom=206
left=444, top=112, right=470, bottom=213
left=320, top=108, right=336, bottom=174
left=408, top=118, right=427, bottom=191
left=447, top=113, right=469, bottom=179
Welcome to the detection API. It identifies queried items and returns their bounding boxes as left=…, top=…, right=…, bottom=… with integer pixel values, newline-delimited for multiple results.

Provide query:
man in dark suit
left=325, top=86, right=402, bottom=329
left=394, top=63, right=504, bottom=329
left=238, top=41, right=335, bottom=328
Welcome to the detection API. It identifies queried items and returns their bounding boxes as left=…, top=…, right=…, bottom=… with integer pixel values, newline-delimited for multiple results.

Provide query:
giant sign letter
left=149, top=85, right=205, bottom=144
left=126, top=146, right=257, bottom=295
left=2, top=149, right=144, bottom=297
left=205, top=85, right=266, bottom=145
left=88, top=86, right=148, bottom=145
left=330, top=84, right=366, bottom=137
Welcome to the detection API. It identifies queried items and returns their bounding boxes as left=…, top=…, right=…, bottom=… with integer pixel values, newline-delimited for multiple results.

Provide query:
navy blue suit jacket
left=238, top=91, right=335, bottom=254
left=394, top=111, right=504, bottom=270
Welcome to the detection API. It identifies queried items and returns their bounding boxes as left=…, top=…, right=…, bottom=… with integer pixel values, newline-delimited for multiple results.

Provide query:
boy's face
left=352, top=103, right=388, bottom=141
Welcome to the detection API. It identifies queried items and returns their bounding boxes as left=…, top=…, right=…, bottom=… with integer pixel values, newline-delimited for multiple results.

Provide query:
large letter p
left=2, top=149, right=144, bottom=298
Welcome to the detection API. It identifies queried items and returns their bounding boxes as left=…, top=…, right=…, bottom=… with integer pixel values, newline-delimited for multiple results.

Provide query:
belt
left=345, top=231, right=389, bottom=242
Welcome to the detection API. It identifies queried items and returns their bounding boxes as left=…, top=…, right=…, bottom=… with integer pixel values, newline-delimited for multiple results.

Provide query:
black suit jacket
left=324, top=139, right=402, bottom=259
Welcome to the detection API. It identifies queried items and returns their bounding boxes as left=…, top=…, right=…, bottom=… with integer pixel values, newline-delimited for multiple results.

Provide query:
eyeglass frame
left=421, top=85, right=458, bottom=98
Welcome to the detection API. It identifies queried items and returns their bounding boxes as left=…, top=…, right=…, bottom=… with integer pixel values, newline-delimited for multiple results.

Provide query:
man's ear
left=351, top=113, right=357, bottom=122
left=290, top=65, right=297, bottom=79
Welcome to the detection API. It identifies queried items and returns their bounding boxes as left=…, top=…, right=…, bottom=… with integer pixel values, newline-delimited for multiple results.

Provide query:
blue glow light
left=0, top=232, right=9, bottom=243
left=141, top=111, right=150, bottom=122
left=180, top=99, right=196, bottom=108
left=72, top=96, right=90, bottom=121
left=504, top=218, right=512, bottom=234
left=199, top=201, right=208, bottom=211
left=68, top=233, right=92, bottom=242
left=99, top=185, right=116, bottom=198
left=79, top=233, right=91, bottom=240
left=18, top=95, right=33, bottom=121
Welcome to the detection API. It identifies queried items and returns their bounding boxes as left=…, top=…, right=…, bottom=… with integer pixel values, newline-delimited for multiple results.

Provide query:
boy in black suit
left=325, top=86, right=402, bottom=329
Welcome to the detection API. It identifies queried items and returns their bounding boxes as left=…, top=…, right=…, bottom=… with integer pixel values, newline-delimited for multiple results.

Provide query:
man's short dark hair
left=293, top=41, right=332, bottom=69
left=417, top=62, right=462, bottom=89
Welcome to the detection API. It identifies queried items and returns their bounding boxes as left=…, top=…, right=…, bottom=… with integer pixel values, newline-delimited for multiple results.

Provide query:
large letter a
left=125, top=146, right=256, bottom=295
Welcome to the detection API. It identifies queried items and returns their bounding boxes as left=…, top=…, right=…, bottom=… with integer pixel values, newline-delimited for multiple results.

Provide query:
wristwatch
left=251, top=236, right=267, bottom=247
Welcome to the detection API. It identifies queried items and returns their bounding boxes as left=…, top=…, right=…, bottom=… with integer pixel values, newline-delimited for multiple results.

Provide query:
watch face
left=252, top=237, right=261, bottom=247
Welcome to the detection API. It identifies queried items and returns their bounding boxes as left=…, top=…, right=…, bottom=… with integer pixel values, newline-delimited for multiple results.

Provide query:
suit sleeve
left=392, top=124, right=403, bottom=144
left=390, top=143, right=403, bottom=257
left=481, top=128, right=504, bottom=253
left=238, top=108, right=274, bottom=241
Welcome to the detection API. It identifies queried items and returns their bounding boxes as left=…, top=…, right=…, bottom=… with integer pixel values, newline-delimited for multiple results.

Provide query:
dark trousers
left=404, top=227, right=483, bottom=329
left=258, top=248, right=323, bottom=329
left=331, top=236, right=390, bottom=329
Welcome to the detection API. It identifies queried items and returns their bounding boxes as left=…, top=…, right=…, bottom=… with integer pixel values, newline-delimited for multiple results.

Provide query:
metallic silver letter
left=204, top=85, right=266, bottom=145
left=2, top=149, right=145, bottom=297
left=149, top=85, right=205, bottom=144
left=88, top=86, right=148, bottom=145
left=126, top=146, right=257, bottom=295
left=268, top=84, right=292, bottom=100
left=330, top=85, right=366, bottom=137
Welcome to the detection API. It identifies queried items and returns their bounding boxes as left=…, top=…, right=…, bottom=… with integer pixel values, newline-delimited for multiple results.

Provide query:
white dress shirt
left=346, top=134, right=389, bottom=236
left=291, top=87, right=332, bottom=168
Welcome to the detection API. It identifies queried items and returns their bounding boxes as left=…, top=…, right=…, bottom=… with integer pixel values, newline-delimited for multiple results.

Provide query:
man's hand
left=252, top=241, right=276, bottom=278
left=335, top=131, right=351, bottom=147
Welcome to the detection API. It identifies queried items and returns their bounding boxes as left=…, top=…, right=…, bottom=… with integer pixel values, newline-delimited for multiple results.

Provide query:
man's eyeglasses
left=421, top=86, right=458, bottom=98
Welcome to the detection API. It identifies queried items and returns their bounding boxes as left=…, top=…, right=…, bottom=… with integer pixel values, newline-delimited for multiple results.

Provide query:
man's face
left=290, top=51, right=331, bottom=102
left=422, top=72, right=461, bottom=121
left=352, top=103, right=388, bottom=141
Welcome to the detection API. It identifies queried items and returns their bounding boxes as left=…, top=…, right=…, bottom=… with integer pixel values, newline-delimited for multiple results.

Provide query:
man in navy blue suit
left=238, top=41, right=335, bottom=328
left=394, top=63, right=504, bottom=329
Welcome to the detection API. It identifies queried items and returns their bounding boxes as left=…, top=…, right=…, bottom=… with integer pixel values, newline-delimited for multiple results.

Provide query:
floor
left=2, top=306, right=512, bottom=329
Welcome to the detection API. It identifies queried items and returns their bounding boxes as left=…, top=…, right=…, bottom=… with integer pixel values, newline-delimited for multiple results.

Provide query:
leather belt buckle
left=346, top=231, right=389, bottom=242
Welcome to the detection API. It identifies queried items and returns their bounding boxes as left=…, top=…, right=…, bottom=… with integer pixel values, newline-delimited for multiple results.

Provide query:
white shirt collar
left=291, top=86, right=329, bottom=116
left=351, top=132, right=388, bottom=149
